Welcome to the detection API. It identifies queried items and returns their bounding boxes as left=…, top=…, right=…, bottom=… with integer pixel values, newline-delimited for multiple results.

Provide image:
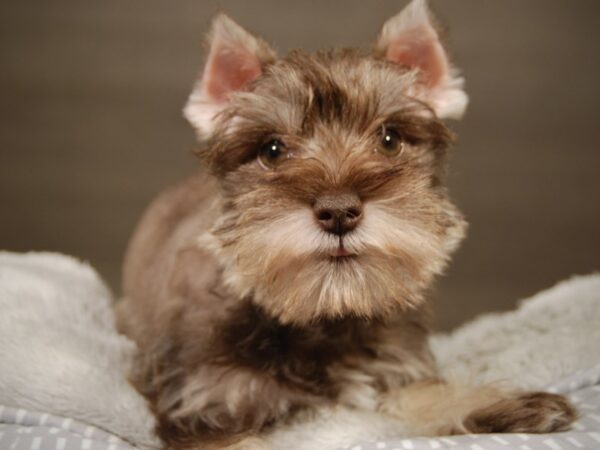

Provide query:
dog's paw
left=464, top=391, right=578, bottom=434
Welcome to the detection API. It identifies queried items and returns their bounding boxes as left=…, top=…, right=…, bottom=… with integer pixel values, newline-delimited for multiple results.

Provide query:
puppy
left=116, top=1, right=577, bottom=448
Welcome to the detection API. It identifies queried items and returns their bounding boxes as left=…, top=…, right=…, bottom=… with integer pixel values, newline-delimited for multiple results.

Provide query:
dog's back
left=117, top=171, right=219, bottom=344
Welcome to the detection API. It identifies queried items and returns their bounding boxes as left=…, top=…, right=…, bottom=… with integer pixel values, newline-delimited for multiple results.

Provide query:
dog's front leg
left=379, top=379, right=577, bottom=436
left=137, top=360, right=298, bottom=450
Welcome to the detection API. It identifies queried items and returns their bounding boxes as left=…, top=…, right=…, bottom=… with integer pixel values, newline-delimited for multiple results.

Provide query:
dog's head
left=187, top=0, right=468, bottom=325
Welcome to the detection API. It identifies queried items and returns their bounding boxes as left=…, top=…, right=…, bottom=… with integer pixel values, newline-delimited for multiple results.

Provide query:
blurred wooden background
left=1, top=1, right=598, bottom=330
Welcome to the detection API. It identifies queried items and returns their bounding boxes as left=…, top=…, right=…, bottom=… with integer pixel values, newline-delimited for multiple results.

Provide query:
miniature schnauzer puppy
left=116, top=0, right=576, bottom=448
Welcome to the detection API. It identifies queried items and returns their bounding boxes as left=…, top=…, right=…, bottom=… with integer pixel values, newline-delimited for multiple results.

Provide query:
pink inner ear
left=385, top=29, right=448, bottom=89
left=204, top=46, right=262, bottom=103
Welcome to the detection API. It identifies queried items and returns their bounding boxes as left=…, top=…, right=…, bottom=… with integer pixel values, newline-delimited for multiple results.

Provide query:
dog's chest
left=216, top=302, right=379, bottom=398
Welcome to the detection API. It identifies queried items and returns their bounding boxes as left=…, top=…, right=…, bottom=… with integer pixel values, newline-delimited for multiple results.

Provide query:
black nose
left=313, top=193, right=363, bottom=235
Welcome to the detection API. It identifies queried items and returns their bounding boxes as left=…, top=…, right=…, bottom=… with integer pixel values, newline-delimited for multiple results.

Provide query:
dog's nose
left=313, top=193, right=363, bottom=235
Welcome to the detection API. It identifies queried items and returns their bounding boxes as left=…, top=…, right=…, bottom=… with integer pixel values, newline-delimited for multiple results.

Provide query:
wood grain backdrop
left=1, top=1, right=598, bottom=329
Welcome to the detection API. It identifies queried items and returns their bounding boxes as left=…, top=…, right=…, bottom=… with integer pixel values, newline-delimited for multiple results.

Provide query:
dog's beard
left=202, top=197, right=465, bottom=326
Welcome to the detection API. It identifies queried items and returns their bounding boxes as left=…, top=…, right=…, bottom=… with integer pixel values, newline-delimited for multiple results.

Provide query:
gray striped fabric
left=0, top=405, right=134, bottom=450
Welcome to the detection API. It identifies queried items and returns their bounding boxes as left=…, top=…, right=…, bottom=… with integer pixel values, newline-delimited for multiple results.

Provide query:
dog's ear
left=184, top=14, right=276, bottom=138
left=375, top=0, right=467, bottom=119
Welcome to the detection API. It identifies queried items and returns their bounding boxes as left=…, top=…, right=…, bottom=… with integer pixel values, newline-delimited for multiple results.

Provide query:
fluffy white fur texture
left=0, top=251, right=598, bottom=450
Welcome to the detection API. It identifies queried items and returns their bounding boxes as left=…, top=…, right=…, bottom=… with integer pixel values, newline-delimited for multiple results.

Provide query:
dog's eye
left=377, top=126, right=405, bottom=157
left=258, top=139, right=288, bottom=169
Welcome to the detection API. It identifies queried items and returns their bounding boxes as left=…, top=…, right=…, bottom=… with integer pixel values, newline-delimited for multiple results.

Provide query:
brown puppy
left=116, top=1, right=577, bottom=448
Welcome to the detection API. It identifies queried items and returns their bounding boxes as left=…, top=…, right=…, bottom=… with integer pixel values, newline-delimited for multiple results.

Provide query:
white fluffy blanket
left=0, top=252, right=159, bottom=449
left=0, top=251, right=599, bottom=450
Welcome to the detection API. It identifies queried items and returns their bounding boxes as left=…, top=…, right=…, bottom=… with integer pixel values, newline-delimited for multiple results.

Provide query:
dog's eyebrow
left=199, top=122, right=281, bottom=173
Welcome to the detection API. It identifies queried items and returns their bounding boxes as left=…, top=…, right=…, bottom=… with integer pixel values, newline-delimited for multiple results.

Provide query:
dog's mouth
left=328, top=237, right=357, bottom=259
left=329, top=246, right=354, bottom=258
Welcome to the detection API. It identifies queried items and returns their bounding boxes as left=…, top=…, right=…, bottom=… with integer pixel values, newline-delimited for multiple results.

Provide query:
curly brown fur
left=116, top=1, right=576, bottom=448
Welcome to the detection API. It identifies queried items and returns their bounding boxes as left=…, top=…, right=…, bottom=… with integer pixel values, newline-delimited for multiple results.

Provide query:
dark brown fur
left=219, top=302, right=374, bottom=395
